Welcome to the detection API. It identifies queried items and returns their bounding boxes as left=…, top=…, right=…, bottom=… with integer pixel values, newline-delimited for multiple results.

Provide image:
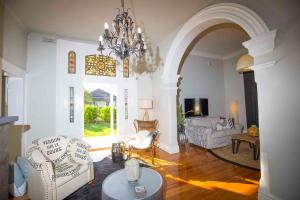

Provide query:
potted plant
left=177, top=104, right=185, bottom=133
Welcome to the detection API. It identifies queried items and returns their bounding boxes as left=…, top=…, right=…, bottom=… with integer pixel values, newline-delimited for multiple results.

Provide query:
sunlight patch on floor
left=165, top=174, right=259, bottom=196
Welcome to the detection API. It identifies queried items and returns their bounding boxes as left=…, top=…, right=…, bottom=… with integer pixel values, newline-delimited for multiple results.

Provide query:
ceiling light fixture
left=98, top=0, right=146, bottom=60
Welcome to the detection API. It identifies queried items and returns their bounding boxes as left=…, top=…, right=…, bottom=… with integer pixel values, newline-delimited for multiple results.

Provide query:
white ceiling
left=192, top=25, right=250, bottom=59
left=5, top=0, right=212, bottom=45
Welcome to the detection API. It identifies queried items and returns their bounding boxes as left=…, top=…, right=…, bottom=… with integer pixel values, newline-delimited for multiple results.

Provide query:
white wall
left=26, top=34, right=153, bottom=144
left=56, top=38, right=140, bottom=140
left=223, top=55, right=247, bottom=128
left=26, top=33, right=57, bottom=142
left=179, top=55, right=225, bottom=116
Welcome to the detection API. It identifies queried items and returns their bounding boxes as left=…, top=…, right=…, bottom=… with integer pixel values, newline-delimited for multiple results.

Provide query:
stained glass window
left=85, top=55, right=116, bottom=77
left=123, top=58, right=129, bottom=78
left=68, top=51, right=76, bottom=74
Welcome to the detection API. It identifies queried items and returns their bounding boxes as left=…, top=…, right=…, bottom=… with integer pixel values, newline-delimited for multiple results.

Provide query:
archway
left=157, top=3, right=277, bottom=198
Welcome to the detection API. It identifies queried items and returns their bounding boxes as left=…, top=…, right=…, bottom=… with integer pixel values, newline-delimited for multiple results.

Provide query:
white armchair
left=25, top=136, right=94, bottom=200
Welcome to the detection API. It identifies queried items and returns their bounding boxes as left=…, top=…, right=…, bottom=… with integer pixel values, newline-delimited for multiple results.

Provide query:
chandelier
left=98, top=0, right=146, bottom=60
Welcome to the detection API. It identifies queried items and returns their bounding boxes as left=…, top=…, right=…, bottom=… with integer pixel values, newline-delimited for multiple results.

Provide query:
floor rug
left=208, top=142, right=260, bottom=170
left=66, top=157, right=148, bottom=200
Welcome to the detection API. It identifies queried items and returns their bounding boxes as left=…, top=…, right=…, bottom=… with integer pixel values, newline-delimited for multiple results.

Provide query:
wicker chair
left=128, top=130, right=160, bottom=164
left=133, top=119, right=159, bottom=133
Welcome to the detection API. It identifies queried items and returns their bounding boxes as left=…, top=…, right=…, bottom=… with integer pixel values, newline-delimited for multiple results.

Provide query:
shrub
left=100, top=106, right=117, bottom=123
left=84, top=105, right=100, bottom=124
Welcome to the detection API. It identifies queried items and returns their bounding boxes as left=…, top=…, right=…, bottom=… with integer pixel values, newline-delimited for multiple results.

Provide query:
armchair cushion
left=55, top=162, right=89, bottom=187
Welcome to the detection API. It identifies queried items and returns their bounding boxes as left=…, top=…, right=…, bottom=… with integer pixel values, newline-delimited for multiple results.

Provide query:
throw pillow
left=67, top=138, right=91, bottom=165
left=210, top=117, right=221, bottom=130
left=216, top=122, right=227, bottom=131
left=226, top=118, right=234, bottom=129
left=37, top=136, right=69, bottom=165
left=16, top=157, right=29, bottom=182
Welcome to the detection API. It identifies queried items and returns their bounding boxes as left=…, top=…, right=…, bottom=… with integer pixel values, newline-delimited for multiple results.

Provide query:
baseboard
left=157, top=143, right=179, bottom=154
left=258, top=188, right=280, bottom=200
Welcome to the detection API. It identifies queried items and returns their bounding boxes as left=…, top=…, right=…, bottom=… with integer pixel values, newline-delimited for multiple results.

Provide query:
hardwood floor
left=11, top=144, right=260, bottom=200
left=140, top=144, right=260, bottom=200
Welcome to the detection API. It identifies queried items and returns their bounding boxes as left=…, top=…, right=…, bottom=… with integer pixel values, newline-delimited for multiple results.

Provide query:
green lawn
left=84, top=123, right=117, bottom=137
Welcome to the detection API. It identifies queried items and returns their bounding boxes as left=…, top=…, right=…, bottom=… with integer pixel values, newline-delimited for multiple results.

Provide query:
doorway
left=83, top=83, right=117, bottom=149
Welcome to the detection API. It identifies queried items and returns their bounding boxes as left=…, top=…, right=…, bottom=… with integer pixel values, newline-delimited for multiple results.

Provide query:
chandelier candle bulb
left=99, top=35, right=103, bottom=42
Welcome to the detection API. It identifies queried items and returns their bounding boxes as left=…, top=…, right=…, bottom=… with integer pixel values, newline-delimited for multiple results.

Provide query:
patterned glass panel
left=123, top=58, right=129, bottom=78
left=85, top=55, right=116, bottom=77
left=68, top=51, right=76, bottom=74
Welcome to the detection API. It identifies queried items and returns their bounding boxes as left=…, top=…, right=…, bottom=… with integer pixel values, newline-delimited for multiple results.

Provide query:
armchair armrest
left=25, top=145, right=48, bottom=171
left=28, top=160, right=56, bottom=200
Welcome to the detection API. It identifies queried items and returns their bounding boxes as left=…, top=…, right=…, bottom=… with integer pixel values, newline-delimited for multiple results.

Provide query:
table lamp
left=139, top=99, right=153, bottom=121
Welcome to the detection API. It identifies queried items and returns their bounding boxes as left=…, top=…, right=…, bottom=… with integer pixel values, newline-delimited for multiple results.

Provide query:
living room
left=0, top=0, right=300, bottom=200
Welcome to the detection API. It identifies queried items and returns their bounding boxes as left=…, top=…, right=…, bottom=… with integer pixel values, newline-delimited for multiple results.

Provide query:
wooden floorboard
left=138, top=144, right=260, bottom=200
left=11, top=144, right=260, bottom=200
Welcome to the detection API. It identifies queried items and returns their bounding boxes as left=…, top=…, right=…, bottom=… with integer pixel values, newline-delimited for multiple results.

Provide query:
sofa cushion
left=190, top=117, right=212, bottom=127
left=55, top=162, right=88, bottom=187
left=38, top=136, right=70, bottom=164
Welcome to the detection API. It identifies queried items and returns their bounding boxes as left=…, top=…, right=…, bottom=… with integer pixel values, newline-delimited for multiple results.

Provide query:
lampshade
left=138, top=99, right=153, bottom=109
left=236, top=54, right=253, bottom=72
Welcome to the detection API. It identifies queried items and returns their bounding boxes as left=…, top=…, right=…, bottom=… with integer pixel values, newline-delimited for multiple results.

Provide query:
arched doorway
left=157, top=3, right=277, bottom=198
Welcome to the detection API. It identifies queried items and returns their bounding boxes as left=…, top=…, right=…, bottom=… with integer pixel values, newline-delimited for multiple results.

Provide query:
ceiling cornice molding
left=190, top=48, right=247, bottom=61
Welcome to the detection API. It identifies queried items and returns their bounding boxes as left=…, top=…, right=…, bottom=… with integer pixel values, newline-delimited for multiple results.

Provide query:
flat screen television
left=184, top=98, right=208, bottom=117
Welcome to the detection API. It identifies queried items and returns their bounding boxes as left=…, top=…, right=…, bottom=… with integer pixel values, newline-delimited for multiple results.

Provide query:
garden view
left=84, top=89, right=117, bottom=137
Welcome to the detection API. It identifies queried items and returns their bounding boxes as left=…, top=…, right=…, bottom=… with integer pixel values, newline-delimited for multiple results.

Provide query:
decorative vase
left=125, top=158, right=140, bottom=182
left=248, top=125, right=259, bottom=137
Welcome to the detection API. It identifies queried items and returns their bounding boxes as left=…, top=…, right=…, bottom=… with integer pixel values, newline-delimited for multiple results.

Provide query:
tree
left=100, top=106, right=117, bottom=123
left=84, top=105, right=100, bottom=124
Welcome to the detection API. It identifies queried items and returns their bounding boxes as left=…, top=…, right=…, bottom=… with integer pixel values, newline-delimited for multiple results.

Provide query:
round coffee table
left=102, top=167, right=163, bottom=200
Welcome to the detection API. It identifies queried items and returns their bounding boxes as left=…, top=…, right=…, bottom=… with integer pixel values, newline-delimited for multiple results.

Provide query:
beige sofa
left=185, top=117, right=243, bottom=149
left=25, top=136, right=94, bottom=200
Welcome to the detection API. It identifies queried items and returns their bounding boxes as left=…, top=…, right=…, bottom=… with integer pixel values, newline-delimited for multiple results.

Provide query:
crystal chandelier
left=98, top=0, right=146, bottom=60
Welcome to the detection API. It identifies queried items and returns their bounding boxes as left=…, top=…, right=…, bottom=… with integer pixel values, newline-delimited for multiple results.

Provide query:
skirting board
left=157, top=143, right=179, bottom=154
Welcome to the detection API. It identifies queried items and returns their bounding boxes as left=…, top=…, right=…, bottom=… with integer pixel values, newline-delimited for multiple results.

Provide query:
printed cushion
left=55, top=162, right=89, bottom=187
left=190, top=117, right=212, bottom=127
left=67, top=138, right=91, bottom=165
left=38, top=136, right=70, bottom=164
left=226, top=118, right=234, bottom=129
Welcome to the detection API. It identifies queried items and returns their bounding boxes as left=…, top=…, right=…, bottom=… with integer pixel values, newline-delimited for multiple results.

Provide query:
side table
left=231, top=134, right=260, bottom=160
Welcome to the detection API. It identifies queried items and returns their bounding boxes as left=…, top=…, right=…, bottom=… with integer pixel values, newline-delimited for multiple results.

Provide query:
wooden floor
left=12, top=144, right=260, bottom=200
left=140, top=144, right=260, bottom=200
